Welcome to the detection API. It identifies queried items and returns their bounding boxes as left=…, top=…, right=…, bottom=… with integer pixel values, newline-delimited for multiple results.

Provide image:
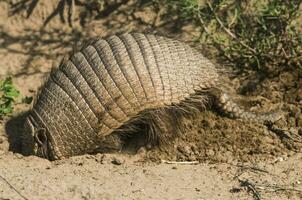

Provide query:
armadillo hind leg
left=101, top=107, right=185, bottom=153
left=95, top=132, right=124, bottom=153
left=145, top=108, right=183, bottom=146
left=211, top=88, right=283, bottom=123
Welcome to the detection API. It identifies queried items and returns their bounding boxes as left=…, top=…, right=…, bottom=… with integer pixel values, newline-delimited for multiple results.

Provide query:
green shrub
left=162, top=0, right=302, bottom=74
left=0, top=77, right=20, bottom=118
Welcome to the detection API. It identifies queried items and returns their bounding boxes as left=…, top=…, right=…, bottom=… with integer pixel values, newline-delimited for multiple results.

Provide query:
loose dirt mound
left=145, top=71, right=302, bottom=163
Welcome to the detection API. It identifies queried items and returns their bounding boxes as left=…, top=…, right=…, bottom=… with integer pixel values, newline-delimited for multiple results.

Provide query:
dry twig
left=205, top=0, right=257, bottom=55
left=161, top=160, right=199, bottom=165
left=0, top=174, right=29, bottom=200
left=256, top=184, right=302, bottom=194
left=267, top=124, right=302, bottom=143
left=233, top=164, right=269, bottom=180
left=238, top=179, right=262, bottom=200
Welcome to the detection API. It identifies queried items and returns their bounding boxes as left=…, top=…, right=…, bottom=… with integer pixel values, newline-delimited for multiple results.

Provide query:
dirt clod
left=111, top=157, right=124, bottom=165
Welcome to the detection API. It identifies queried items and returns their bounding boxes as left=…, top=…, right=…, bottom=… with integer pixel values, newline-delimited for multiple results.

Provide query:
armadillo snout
left=22, top=114, right=58, bottom=160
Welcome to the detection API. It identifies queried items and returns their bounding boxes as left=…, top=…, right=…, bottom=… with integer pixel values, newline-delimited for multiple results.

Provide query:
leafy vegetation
left=0, top=77, right=20, bottom=118
left=7, top=0, right=127, bottom=27
left=162, top=0, right=302, bottom=74
left=6, top=0, right=302, bottom=74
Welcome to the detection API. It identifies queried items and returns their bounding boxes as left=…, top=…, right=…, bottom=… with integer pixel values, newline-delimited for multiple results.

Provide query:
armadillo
left=22, top=33, right=282, bottom=160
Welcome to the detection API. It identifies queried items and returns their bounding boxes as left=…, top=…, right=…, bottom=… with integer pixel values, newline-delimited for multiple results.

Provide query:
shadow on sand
left=5, top=111, right=30, bottom=155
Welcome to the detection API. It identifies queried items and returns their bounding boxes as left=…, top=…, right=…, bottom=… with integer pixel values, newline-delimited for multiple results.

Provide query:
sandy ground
left=0, top=1, right=301, bottom=199
left=0, top=152, right=301, bottom=200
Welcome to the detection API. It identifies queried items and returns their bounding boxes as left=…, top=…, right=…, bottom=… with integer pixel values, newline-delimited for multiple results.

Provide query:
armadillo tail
left=216, top=91, right=283, bottom=123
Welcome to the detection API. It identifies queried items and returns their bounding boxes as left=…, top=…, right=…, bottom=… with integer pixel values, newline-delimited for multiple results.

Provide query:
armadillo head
left=22, top=72, right=101, bottom=160
left=22, top=112, right=59, bottom=160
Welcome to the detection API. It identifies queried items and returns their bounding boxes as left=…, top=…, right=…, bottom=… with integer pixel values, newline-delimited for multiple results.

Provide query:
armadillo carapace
left=23, top=33, right=281, bottom=160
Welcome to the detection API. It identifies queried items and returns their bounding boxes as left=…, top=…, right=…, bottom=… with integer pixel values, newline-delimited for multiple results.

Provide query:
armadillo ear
left=34, top=128, right=47, bottom=145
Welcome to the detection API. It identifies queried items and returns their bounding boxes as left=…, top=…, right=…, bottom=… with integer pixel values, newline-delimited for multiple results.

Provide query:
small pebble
left=229, top=187, right=241, bottom=193
left=84, top=155, right=95, bottom=159
left=273, top=156, right=285, bottom=163
left=111, top=157, right=123, bottom=165
left=95, top=153, right=105, bottom=163
left=14, top=153, right=23, bottom=159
